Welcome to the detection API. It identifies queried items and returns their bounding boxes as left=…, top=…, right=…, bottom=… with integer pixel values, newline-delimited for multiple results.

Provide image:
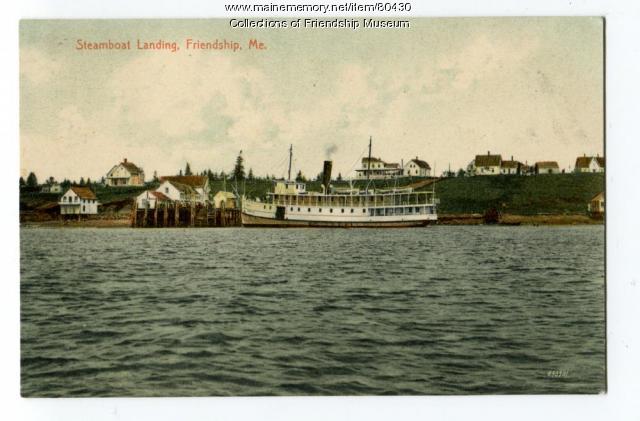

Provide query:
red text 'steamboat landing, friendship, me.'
left=241, top=140, right=438, bottom=228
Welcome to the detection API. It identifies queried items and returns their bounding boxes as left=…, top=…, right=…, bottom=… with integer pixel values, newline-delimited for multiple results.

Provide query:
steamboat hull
left=241, top=212, right=434, bottom=228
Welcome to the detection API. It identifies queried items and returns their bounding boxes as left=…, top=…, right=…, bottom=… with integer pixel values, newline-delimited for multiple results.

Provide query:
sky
left=20, top=17, right=604, bottom=181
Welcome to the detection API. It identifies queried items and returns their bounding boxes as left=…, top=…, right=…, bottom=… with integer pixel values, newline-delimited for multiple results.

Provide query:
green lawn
left=425, top=173, right=604, bottom=215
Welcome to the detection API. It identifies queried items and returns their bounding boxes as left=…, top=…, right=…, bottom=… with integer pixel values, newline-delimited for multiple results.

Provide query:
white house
left=500, top=156, right=522, bottom=175
left=59, top=186, right=99, bottom=215
left=157, top=175, right=210, bottom=204
left=403, top=158, right=431, bottom=177
left=588, top=191, right=604, bottom=215
left=106, top=158, right=145, bottom=186
left=136, top=190, right=171, bottom=209
left=575, top=155, right=605, bottom=173
left=355, top=157, right=403, bottom=179
left=471, top=152, right=502, bottom=175
left=213, top=191, right=237, bottom=209
left=41, top=183, right=62, bottom=193
left=535, top=161, right=560, bottom=174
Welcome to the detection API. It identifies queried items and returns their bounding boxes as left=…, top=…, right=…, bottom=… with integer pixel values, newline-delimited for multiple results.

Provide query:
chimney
left=511, top=155, right=513, bottom=161
left=322, top=161, right=332, bottom=194
left=124, top=158, right=127, bottom=163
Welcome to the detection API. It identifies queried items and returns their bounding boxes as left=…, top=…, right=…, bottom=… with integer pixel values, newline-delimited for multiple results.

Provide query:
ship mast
left=287, top=144, right=293, bottom=181
left=366, top=136, right=372, bottom=192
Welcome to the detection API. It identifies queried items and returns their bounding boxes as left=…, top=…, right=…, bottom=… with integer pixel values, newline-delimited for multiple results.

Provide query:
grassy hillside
left=20, top=173, right=604, bottom=217
left=426, top=173, right=604, bottom=215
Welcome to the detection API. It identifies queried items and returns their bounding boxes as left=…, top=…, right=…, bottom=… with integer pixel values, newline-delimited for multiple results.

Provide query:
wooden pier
left=131, top=201, right=241, bottom=228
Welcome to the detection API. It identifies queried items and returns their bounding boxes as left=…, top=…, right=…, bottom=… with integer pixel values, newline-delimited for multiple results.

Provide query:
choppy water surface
left=21, top=226, right=605, bottom=396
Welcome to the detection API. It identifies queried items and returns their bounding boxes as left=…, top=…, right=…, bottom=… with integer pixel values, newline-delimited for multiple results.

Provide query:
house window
left=82, top=205, right=85, bottom=212
left=308, top=208, right=311, bottom=212
left=363, top=209, right=366, bottom=213
left=165, top=187, right=169, bottom=194
left=341, top=209, right=344, bottom=213
left=330, top=208, right=333, bottom=213
left=350, top=209, right=354, bottom=213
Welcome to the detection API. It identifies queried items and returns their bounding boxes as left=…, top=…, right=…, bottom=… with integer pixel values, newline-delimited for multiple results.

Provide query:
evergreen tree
left=79, top=177, right=85, bottom=185
left=26, top=172, right=38, bottom=188
left=152, top=170, right=159, bottom=182
left=233, top=151, right=245, bottom=180
left=179, top=169, right=183, bottom=176
left=61, top=179, right=71, bottom=189
left=336, top=172, right=343, bottom=181
left=185, top=163, right=193, bottom=176
left=248, top=168, right=254, bottom=181
left=19, top=177, right=26, bottom=188
left=295, top=170, right=306, bottom=182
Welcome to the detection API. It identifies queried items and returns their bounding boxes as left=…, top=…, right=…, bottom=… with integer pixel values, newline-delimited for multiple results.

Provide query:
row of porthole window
left=290, top=207, right=365, bottom=214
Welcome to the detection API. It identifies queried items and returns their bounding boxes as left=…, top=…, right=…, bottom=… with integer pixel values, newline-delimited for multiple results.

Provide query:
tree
left=79, top=177, right=85, bottom=185
left=233, top=151, right=245, bottom=180
left=248, top=168, right=254, bottom=181
left=336, top=172, right=343, bottom=182
left=295, top=170, right=305, bottom=182
left=152, top=170, right=159, bottom=182
left=185, top=163, right=193, bottom=176
left=47, top=176, right=55, bottom=185
left=26, top=172, right=38, bottom=188
left=457, top=169, right=466, bottom=178
left=19, top=177, right=26, bottom=188
left=61, top=179, right=71, bottom=189
left=179, top=169, right=183, bottom=176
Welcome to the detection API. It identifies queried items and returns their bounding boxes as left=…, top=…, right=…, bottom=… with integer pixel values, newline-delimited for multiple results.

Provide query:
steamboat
left=241, top=140, right=437, bottom=228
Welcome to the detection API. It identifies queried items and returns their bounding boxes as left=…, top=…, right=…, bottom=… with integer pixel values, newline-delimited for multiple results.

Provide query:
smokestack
left=322, top=160, right=332, bottom=194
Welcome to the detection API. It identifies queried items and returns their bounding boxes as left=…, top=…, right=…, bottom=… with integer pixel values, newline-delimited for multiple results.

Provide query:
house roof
left=474, top=154, right=502, bottom=167
left=535, top=161, right=559, bottom=169
left=150, top=191, right=171, bottom=201
left=501, top=160, right=520, bottom=169
left=164, top=180, right=197, bottom=195
left=121, top=161, right=143, bottom=175
left=409, top=159, right=431, bottom=169
left=362, top=157, right=383, bottom=163
left=591, top=191, right=604, bottom=201
left=160, top=175, right=207, bottom=189
left=69, top=186, right=97, bottom=200
left=575, top=156, right=605, bottom=169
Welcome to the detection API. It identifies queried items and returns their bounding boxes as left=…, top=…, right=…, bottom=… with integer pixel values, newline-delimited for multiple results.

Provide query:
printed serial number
left=546, top=369, right=570, bottom=378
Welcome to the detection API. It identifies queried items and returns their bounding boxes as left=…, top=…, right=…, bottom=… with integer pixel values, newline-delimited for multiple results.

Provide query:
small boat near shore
left=241, top=142, right=438, bottom=228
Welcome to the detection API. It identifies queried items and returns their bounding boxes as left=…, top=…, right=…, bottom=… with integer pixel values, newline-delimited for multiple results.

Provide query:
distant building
left=588, top=191, right=605, bottom=215
left=41, top=183, right=62, bottom=193
left=106, top=158, right=145, bottom=186
left=403, top=158, right=431, bottom=177
left=500, top=156, right=522, bottom=175
left=575, top=155, right=605, bottom=173
left=471, top=152, right=502, bottom=175
left=213, top=191, right=237, bottom=209
left=355, top=157, right=403, bottom=179
left=59, top=186, right=99, bottom=215
left=535, top=161, right=560, bottom=174
left=136, top=190, right=171, bottom=209
left=157, top=175, right=210, bottom=204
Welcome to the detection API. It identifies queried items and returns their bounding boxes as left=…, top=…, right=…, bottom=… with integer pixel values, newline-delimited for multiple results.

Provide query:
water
left=20, top=226, right=605, bottom=396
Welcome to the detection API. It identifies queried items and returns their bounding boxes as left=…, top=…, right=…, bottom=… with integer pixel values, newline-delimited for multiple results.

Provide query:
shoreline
left=19, top=213, right=603, bottom=228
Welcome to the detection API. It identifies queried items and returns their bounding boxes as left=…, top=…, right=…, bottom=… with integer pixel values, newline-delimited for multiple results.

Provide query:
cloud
left=20, top=48, right=62, bottom=85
